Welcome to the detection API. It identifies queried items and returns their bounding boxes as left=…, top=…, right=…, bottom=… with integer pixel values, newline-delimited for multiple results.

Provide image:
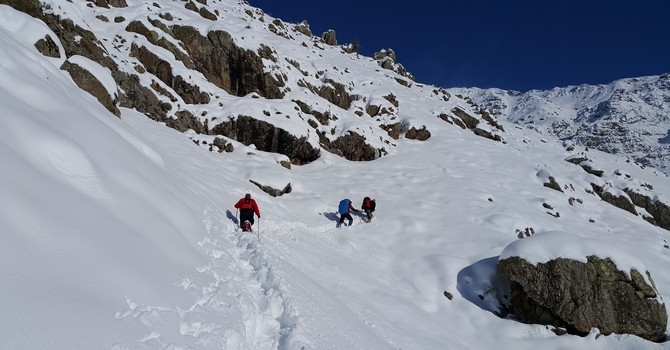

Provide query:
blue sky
left=249, top=0, right=670, bottom=92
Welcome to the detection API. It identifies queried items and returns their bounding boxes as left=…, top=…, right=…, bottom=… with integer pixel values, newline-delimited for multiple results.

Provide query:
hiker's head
left=245, top=193, right=251, bottom=199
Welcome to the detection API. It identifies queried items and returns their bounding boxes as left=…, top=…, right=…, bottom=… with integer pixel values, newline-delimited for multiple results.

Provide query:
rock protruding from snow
left=497, top=255, right=667, bottom=341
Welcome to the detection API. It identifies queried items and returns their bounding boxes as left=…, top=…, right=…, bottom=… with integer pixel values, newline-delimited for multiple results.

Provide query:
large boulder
left=497, top=255, right=667, bottom=341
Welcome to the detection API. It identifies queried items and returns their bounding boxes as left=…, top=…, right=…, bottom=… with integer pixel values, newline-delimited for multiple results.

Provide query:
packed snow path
left=113, top=209, right=395, bottom=349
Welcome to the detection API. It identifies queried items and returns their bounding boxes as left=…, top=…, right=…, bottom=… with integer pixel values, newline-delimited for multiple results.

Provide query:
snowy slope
left=1, top=1, right=670, bottom=350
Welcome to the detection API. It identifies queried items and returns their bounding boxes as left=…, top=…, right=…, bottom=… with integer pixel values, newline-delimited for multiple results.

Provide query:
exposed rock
left=581, top=162, right=605, bottom=177
left=381, top=122, right=402, bottom=140
left=210, top=115, right=320, bottom=165
left=114, top=70, right=171, bottom=120
left=293, top=20, right=312, bottom=37
left=479, top=109, right=505, bottom=131
left=366, top=103, right=381, bottom=117
left=293, top=100, right=332, bottom=125
left=320, top=81, right=358, bottom=110
left=405, top=126, right=431, bottom=141
left=131, top=44, right=210, bottom=104
left=321, top=29, right=336, bottom=45
left=171, top=25, right=284, bottom=99
left=327, top=132, right=379, bottom=161
left=625, top=189, right=670, bottom=231
left=383, top=93, right=399, bottom=108
left=452, top=107, right=479, bottom=129
left=169, top=110, right=206, bottom=133
left=249, top=179, right=292, bottom=197
left=211, top=137, right=234, bottom=153
left=126, top=19, right=195, bottom=70
left=566, top=155, right=589, bottom=165
left=91, top=0, right=127, bottom=8
left=497, top=255, right=667, bottom=342
left=34, top=34, right=60, bottom=58
left=543, top=176, right=563, bottom=192
left=0, top=0, right=41, bottom=15
left=591, top=183, right=637, bottom=215
left=61, top=60, right=120, bottom=117
left=474, top=127, right=504, bottom=143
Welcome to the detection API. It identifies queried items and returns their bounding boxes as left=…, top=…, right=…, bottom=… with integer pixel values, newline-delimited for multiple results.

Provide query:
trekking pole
left=257, top=217, right=260, bottom=240
left=235, top=209, right=238, bottom=225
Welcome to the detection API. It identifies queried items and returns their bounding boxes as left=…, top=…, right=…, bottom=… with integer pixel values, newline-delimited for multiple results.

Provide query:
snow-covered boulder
left=495, top=232, right=667, bottom=341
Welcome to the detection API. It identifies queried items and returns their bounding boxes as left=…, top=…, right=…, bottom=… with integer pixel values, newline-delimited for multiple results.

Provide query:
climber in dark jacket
left=361, top=197, right=376, bottom=222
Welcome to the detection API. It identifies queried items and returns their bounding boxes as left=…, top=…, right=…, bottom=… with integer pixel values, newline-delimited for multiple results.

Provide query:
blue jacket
left=338, top=199, right=352, bottom=215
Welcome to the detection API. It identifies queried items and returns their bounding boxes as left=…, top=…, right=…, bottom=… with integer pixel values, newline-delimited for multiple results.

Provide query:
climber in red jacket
left=234, top=193, right=261, bottom=232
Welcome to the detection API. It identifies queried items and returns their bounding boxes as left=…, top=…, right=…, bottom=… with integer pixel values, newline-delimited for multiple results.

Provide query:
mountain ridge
left=451, top=73, right=670, bottom=175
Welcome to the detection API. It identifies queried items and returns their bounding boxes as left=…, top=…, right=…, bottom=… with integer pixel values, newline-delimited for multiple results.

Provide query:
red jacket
left=234, top=197, right=261, bottom=217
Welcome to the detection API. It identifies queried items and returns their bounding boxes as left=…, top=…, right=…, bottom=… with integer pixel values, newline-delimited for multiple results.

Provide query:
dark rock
left=625, top=189, right=670, bottom=231
left=321, top=29, right=337, bottom=45
left=210, top=115, right=320, bottom=165
left=405, top=126, right=431, bottom=141
left=249, top=179, right=291, bottom=197
left=34, top=35, right=60, bottom=58
left=61, top=60, right=120, bottom=117
left=327, top=132, right=379, bottom=161
left=171, top=25, right=284, bottom=99
left=497, top=255, right=667, bottom=341
left=452, top=107, right=479, bottom=129
left=381, top=122, right=402, bottom=140
left=543, top=176, right=563, bottom=192
left=591, top=183, right=637, bottom=215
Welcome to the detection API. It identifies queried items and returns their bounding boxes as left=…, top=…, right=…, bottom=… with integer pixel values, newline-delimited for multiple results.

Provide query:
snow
left=1, top=2, right=670, bottom=350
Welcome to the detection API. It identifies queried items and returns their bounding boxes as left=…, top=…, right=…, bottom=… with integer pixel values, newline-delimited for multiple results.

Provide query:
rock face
left=497, top=256, right=667, bottom=342
left=0, top=0, right=506, bottom=165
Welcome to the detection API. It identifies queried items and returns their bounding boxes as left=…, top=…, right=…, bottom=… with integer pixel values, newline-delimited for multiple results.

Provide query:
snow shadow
left=323, top=211, right=340, bottom=223
left=226, top=209, right=238, bottom=225
left=457, top=256, right=503, bottom=315
left=659, top=130, right=670, bottom=144
left=352, top=210, right=369, bottom=220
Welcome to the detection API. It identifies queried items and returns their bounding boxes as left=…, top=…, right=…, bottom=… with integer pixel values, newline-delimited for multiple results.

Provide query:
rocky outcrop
left=497, top=256, right=667, bottom=341
left=325, top=132, right=380, bottom=161
left=543, top=176, right=563, bottom=192
left=171, top=25, right=284, bottom=99
left=210, top=116, right=320, bottom=165
left=34, top=35, right=59, bottom=58
left=130, top=44, right=210, bottom=105
left=405, top=126, right=431, bottom=141
left=61, top=60, right=120, bottom=117
left=321, top=29, right=336, bottom=46
left=249, top=179, right=292, bottom=197
left=591, top=183, right=637, bottom=215
left=625, top=189, right=670, bottom=230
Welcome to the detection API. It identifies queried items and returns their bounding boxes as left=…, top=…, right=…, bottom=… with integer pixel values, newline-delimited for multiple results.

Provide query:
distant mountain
left=450, top=74, right=670, bottom=175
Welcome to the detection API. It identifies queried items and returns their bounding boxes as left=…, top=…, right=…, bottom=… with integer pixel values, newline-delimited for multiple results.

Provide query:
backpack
left=338, top=199, right=351, bottom=215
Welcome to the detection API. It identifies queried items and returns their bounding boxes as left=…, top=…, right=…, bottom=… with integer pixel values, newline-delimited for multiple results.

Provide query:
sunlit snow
left=1, top=2, right=669, bottom=349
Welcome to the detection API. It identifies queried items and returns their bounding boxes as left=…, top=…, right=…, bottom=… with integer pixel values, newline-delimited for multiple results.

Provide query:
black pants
left=339, top=212, right=353, bottom=225
left=240, top=209, right=255, bottom=228
left=364, top=208, right=374, bottom=220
